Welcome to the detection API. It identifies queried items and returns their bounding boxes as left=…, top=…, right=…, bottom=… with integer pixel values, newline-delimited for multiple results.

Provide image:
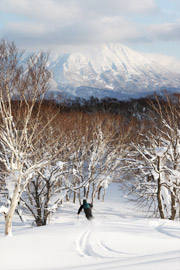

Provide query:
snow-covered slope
left=0, top=183, right=180, bottom=270
left=47, top=43, right=180, bottom=100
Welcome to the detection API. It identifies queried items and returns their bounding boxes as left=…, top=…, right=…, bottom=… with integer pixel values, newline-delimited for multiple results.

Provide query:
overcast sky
left=0, top=0, right=180, bottom=71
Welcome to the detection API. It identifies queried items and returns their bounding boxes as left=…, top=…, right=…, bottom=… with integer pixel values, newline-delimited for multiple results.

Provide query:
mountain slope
left=48, top=43, right=180, bottom=100
left=0, top=184, right=180, bottom=270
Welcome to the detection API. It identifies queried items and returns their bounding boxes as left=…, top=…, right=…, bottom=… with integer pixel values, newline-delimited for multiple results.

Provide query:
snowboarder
left=77, top=199, right=93, bottom=220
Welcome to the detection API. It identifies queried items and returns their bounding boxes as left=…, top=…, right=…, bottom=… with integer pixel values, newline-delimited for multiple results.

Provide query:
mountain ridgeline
left=47, top=43, right=180, bottom=100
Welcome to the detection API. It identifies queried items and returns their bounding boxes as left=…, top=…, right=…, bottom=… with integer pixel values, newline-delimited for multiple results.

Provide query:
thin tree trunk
left=86, top=184, right=90, bottom=199
left=43, top=180, right=51, bottom=225
left=102, top=188, right=106, bottom=202
left=5, top=185, right=20, bottom=235
left=157, top=156, right=165, bottom=219
left=169, top=188, right=176, bottom=220
left=66, top=194, right=69, bottom=201
left=157, top=181, right=165, bottom=219
left=73, top=191, right=76, bottom=203
left=78, top=189, right=81, bottom=205
left=33, top=179, right=43, bottom=226
left=91, top=182, right=96, bottom=204
left=83, top=186, right=86, bottom=197
left=97, top=186, right=102, bottom=200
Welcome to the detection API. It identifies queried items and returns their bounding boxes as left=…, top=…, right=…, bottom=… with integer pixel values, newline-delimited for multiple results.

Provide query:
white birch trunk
left=5, top=183, right=21, bottom=235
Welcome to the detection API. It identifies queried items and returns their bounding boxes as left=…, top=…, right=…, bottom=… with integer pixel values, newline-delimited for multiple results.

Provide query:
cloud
left=95, top=16, right=143, bottom=43
left=1, top=1, right=180, bottom=76
left=0, top=0, right=157, bottom=19
left=148, top=20, right=180, bottom=41
left=76, top=0, right=157, bottom=16
left=5, top=22, right=46, bottom=36
left=1, top=0, right=179, bottom=57
left=144, top=52, right=180, bottom=73
left=0, top=0, right=157, bottom=50
left=0, top=0, right=81, bottom=22
left=2, top=15, right=145, bottom=50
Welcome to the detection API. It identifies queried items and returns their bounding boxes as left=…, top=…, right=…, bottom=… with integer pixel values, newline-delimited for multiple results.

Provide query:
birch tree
left=127, top=95, right=180, bottom=220
left=0, top=40, right=63, bottom=235
left=21, top=162, right=69, bottom=226
left=79, top=115, right=123, bottom=203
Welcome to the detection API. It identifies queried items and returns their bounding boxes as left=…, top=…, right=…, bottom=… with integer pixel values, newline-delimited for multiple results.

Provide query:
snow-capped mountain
left=47, top=43, right=180, bottom=100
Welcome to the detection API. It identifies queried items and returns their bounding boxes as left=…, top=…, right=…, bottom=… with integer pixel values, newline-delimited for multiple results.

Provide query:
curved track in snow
left=0, top=183, right=180, bottom=270
left=75, top=220, right=138, bottom=260
left=73, top=217, right=180, bottom=270
left=76, top=226, right=101, bottom=258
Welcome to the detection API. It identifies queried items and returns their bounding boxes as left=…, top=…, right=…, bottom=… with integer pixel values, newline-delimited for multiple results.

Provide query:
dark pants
left=84, top=208, right=93, bottom=220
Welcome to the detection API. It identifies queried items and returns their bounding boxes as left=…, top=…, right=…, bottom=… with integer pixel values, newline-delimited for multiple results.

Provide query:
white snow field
left=0, top=183, right=180, bottom=270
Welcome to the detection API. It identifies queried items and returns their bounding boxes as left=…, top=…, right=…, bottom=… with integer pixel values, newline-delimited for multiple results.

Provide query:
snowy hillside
left=47, top=43, right=180, bottom=100
left=0, top=183, right=179, bottom=270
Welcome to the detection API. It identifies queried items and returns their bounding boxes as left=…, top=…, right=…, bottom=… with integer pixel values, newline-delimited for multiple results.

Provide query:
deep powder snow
left=0, top=183, right=179, bottom=270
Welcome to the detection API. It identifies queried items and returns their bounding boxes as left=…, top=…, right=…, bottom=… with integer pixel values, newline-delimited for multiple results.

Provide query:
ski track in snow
left=0, top=184, right=180, bottom=270
left=99, top=240, right=136, bottom=256
left=156, top=223, right=180, bottom=239
left=75, top=221, right=129, bottom=259
left=76, top=226, right=100, bottom=258
left=75, top=220, right=139, bottom=260
left=66, top=249, right=180, bottom=270
left=72, top=216, right=180, bottom=270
